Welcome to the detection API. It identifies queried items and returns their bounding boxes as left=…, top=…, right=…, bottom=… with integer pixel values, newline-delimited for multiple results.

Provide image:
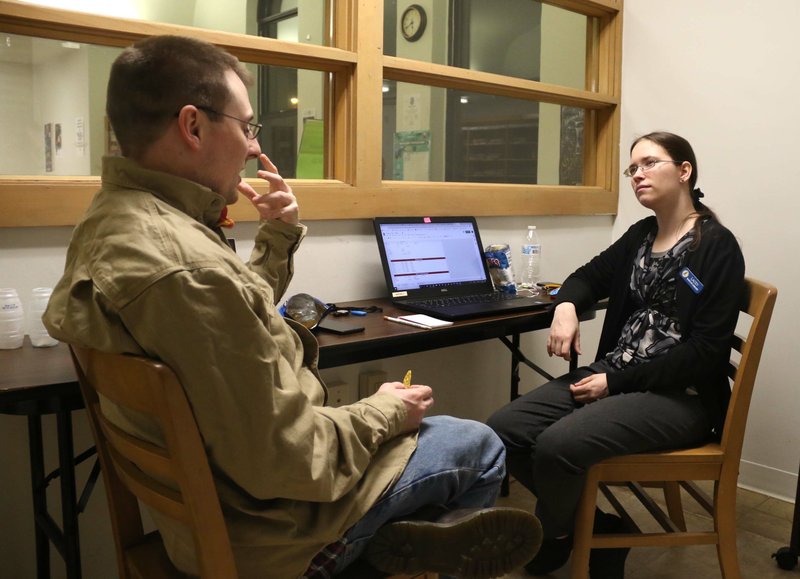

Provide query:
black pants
left=487, top=361, right=710, bottom=538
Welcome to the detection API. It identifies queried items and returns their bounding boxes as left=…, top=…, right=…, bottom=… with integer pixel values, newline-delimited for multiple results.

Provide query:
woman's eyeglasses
left=623, top=159, right=680, bottom=178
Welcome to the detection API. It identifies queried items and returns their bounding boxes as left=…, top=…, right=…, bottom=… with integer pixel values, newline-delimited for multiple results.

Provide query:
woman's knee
left=534, top=426, right=588, bottom=475
left=486, top=403, right=514, bottom=443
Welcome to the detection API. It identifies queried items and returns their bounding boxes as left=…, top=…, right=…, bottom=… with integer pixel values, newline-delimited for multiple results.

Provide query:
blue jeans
left=333, top=415, right=507, bottom=574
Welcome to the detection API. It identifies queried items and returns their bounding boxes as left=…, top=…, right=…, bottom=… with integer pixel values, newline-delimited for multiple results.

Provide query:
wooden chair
left=71, top=345, right=237, bottom=578
left=569, top=277, right=777, bottom=579
left=71, top=345, right=437, bottom=579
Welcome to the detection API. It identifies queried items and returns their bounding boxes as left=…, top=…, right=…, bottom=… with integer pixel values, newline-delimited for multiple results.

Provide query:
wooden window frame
left=0, top=0, right=622, bottom=227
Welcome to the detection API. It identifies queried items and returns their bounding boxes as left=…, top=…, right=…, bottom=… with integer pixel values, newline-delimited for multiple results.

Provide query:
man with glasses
left=43, top=35, right=542, bottom=579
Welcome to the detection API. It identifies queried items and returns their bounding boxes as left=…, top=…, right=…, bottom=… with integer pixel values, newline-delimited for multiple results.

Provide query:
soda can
left=484, top=244, right=517, bottom=294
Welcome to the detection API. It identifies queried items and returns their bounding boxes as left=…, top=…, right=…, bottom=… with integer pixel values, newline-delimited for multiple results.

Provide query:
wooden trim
left=383, top=57, right=618, bottom=110
left=0, top=1, right=357, bottom=71
left=542, top=0, right=621, bottom=17
left=352, top=0, right=384, bottom=190
left=582, top=18, right=600, bottom=186
left=293, top=182, right=618, bottom=219
left=330, top=0, right=356, bottom=184
left=0, top=0, right=624, bottom=226
left=591, top=12, right=622, bottom=194
left=0, top=178, right=617, bottom=227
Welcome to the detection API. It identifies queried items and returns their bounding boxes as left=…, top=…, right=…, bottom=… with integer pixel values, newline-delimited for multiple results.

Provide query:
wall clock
left=401, top=4, right=427, bottom=42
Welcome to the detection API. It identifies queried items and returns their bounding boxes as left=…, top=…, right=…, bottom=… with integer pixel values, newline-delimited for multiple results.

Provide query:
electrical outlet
left=326, top=380, right=357, bottom=407
left=359, top=370, right=387, bottom=399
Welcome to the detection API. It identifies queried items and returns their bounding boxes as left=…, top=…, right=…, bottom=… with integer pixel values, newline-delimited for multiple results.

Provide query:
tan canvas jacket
left=44, top=156, right=417, bottom=578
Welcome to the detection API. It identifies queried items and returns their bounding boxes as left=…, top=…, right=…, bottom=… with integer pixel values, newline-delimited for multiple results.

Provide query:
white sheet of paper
left=398, top=314, right=453, bottom=328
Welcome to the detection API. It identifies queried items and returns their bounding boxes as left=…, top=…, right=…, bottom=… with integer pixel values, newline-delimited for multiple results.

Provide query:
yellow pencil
left=403, top=370, right=413, bottom=388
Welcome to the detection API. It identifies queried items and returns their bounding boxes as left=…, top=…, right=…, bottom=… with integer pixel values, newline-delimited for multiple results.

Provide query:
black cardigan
left=555, top=216, right=745, bottom=435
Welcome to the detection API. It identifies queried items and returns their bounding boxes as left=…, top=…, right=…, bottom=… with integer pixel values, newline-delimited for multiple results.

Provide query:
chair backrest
left=718, top=278, right=777, bottom=461
left=70, top=345, right=237, bottom=578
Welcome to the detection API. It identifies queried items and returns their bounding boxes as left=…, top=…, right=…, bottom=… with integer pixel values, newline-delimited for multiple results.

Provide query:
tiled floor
left=495, top=478, right=798, bottom=578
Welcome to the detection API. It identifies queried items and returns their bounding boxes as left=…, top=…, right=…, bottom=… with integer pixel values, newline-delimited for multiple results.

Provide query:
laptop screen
left=374, top=217, right=494, bottom=298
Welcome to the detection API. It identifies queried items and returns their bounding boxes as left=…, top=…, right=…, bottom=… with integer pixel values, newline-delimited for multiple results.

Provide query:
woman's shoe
left=524, top=535, right=573, bottom=575
left=589, top=512, right=630, bottom=579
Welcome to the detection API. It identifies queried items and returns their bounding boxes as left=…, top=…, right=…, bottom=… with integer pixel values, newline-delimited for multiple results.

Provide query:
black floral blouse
left=605, top=229, right=695, bottom=370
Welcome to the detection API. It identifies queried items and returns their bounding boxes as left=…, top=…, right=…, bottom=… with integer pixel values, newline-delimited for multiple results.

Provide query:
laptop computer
left=373, top=216, right=551, bottom=320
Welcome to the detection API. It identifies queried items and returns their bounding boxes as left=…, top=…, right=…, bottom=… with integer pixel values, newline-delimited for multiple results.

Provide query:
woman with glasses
left=488, top=131, right=745, bottom=578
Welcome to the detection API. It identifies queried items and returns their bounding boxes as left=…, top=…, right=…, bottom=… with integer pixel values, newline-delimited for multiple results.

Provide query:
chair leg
left=570, top=471, right=600, bottom=579
left=714, top=480, right=741, bottom=579
left=663, top=481, right=687, bottom=531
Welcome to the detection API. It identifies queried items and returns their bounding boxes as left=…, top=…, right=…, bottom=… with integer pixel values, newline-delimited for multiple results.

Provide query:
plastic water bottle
left=0, top=288, right=25, bottom=349
left=519, top=225, right=541, bottom=290
left=28, top=287, right=58, bottom=348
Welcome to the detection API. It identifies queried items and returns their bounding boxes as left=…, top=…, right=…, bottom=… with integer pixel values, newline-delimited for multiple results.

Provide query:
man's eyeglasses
left=623, top=159, right=680, bottom=178
left=195, top=105, right=262, bottom=140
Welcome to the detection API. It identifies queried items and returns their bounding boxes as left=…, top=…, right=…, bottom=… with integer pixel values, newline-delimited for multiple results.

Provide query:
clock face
left=401, top=4, right=427, bottom=42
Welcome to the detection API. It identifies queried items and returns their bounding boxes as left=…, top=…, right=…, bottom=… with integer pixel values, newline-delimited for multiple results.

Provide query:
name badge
left=679, top=267, right=704, bottom=294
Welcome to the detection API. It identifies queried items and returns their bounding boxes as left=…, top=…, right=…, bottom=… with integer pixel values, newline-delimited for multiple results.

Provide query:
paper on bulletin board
left=44, top=123, right=53, bottom=172
left=393, top=130, right=430, bottom=181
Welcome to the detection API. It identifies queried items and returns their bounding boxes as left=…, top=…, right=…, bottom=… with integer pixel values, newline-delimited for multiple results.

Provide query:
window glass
left=384, top=0, right=588, bottom=91
left=256, top=65, right=327, bottom=179
left=17, top=0, right=328, bottom=46
left=259, top=0, right=328, bottom=46
left=0, top=34, right=328, bottom=180
left=0, top=34, right=121, bottom=176
left=256, top=0, right=328, bottom=179
left=382, top=80, right=584, bottom=186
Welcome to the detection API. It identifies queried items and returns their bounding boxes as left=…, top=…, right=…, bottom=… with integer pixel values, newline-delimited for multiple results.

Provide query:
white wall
left=619, top=0, right=800, bottom=501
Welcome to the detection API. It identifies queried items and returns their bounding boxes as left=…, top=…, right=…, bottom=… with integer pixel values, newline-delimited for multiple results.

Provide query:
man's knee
left=423, top=415, right=504, bottom=464
left=426, top=415, right=499, bottom=442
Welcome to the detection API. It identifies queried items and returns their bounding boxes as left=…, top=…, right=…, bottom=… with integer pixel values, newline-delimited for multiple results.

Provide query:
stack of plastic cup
left=0, top=288, right=25, bottom=349
left=28, top=287, right=59, bottom=348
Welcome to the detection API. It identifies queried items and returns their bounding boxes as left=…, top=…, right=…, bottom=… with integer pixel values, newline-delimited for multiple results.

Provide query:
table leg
left=501, top=334, right=523, bottom=497
left=510, top=333, right=521, bottom=401
left=56, top=410, right=82, bottom=579
left=27, top=414, right=50, bottom=579
left=569, top=346, right=578, bottom=372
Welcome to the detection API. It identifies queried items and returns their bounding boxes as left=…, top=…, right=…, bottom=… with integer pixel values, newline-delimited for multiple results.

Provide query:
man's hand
left=238, top=153, right=299, bottom=224
left=570, top=373, right=609, bottom=404
left=378, top=381, right=434, bottom=433
left=547, top=302, right=581, bottom=361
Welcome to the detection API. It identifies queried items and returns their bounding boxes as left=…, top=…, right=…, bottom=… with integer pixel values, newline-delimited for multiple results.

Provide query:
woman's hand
left=570, top=373, right=609, bottom=403
left=237, top=153, right=299, bottom=224
left=378, top=382, right=434, bottom=433
left=547, top=302, right=582, bottom=361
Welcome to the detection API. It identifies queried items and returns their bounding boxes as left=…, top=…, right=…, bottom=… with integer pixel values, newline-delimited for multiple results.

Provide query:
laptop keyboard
left=409, top=292, right=520, bottom=308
